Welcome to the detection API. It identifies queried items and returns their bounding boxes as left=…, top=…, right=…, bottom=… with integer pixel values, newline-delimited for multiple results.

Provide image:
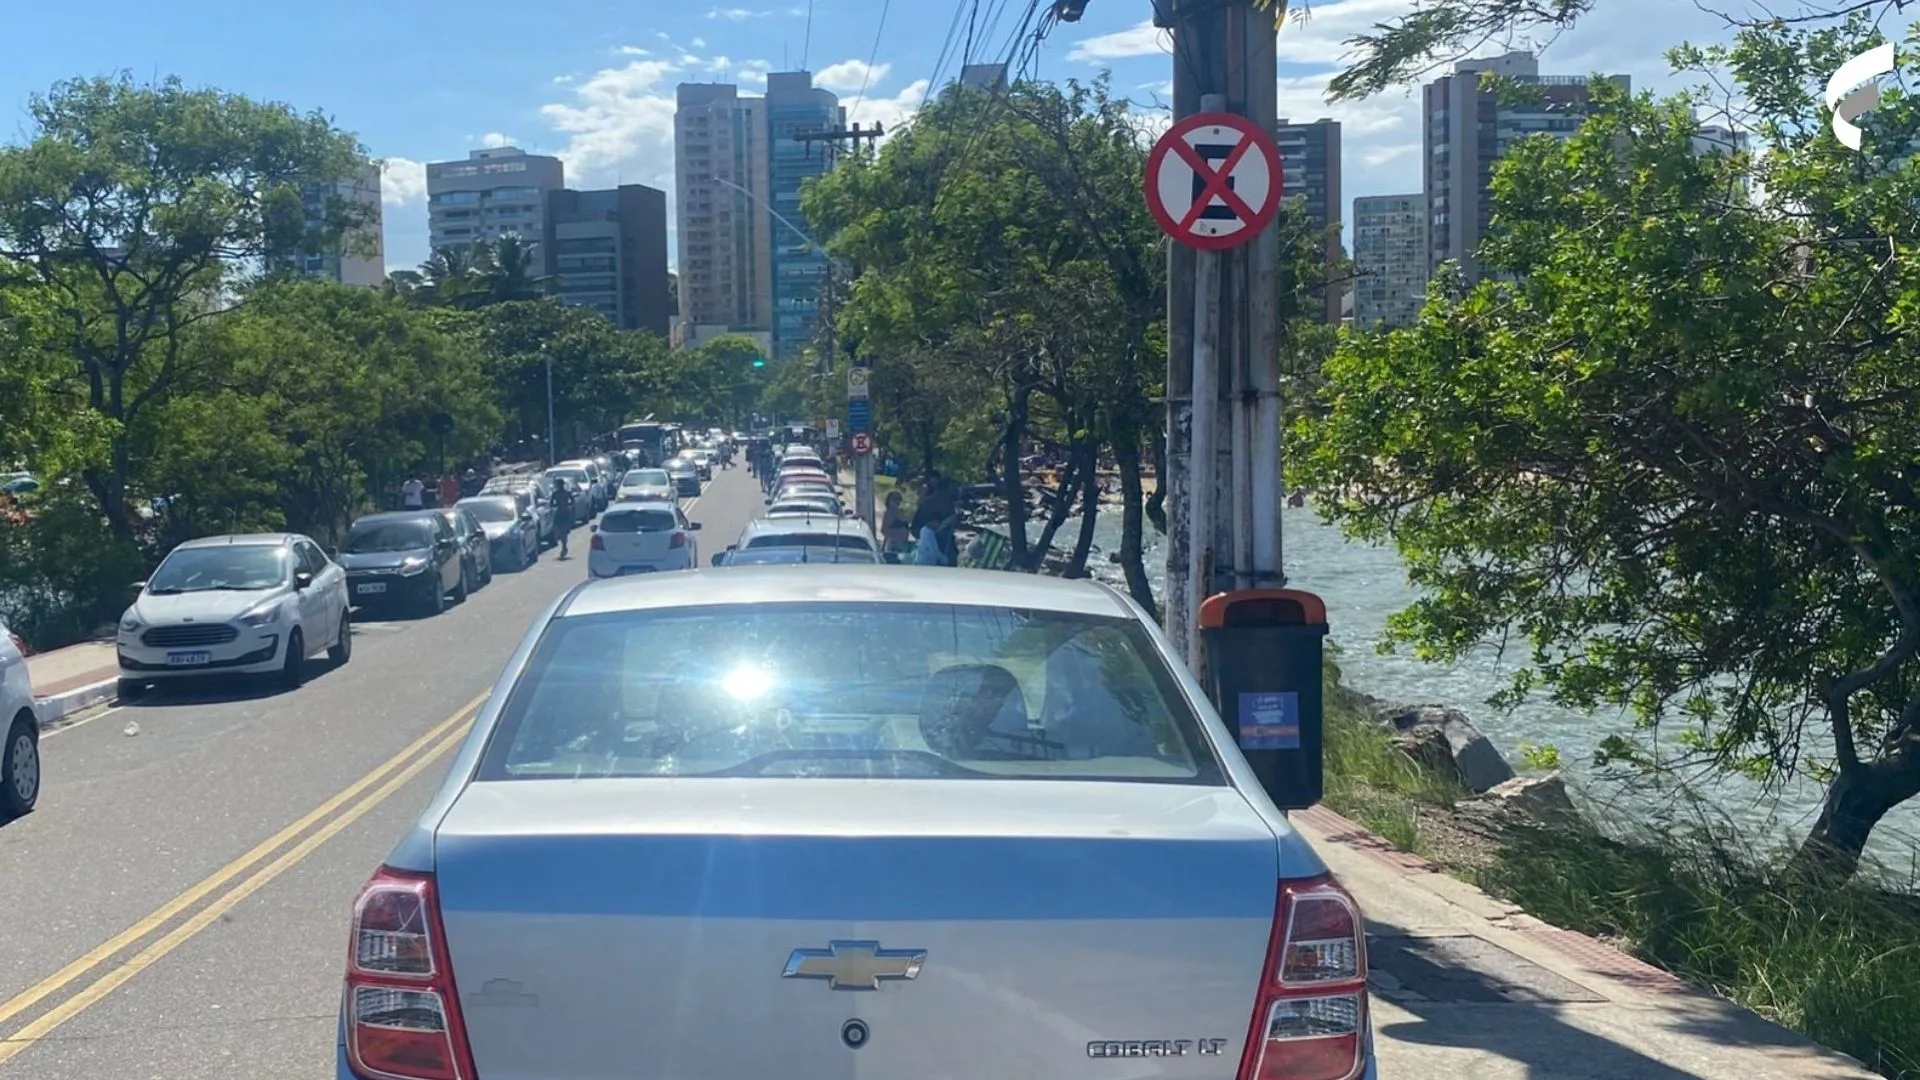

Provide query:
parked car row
left=710, top=444, right=882, bottom=567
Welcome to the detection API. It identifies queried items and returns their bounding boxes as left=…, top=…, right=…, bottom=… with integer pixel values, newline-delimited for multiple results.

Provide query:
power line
left=801, top=0, right=815, bottom=70
left=851, top=0, right=892, bottom=117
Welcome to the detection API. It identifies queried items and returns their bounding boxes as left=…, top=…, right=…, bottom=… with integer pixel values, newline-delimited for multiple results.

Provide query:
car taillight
left=344, top=867, right=476, bottom=1080
left=669, top=531, right=686, bottom=548
left=1237, top=875, right=1369, bottom=1080
left=590, top=532, right=604, bottom=550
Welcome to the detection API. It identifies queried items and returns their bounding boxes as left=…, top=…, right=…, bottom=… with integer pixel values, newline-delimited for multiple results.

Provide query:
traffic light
left=751, top=357, right=765, bottom=369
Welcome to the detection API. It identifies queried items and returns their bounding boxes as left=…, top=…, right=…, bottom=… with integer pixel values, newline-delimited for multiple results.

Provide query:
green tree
left=0, top=73, right=369, bottom=538
left=1293, top=23, right=1920, bottom=879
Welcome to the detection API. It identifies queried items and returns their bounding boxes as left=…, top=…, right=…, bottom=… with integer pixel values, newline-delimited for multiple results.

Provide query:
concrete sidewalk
left=23, top=639, right=119, bottom=727
left=1291, top=804, right=1877, bottom=1079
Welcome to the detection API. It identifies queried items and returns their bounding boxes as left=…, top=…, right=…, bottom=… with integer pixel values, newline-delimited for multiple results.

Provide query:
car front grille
left=142, top=623, right=240, bottom=647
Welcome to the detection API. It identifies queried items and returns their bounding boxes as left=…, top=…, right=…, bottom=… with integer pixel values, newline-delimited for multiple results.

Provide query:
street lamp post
left=544, top=348, right=557, bottom=466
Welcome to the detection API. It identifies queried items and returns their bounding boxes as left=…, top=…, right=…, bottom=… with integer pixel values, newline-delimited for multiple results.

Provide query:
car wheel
left=116, top=678, right=144, bottom=702
left=425, top=576, right=447, bottom=617
left=2, top=711, right=39, bottom=816
left=454, top=566, right=470, bottom=604
left=280, top=627, right=306, bottom=690
left=327, top=610, right=351, bottom=664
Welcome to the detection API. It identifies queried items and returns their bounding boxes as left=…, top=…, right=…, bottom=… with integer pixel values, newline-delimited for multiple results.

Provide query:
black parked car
left=336, top=511, right=466, bottom=617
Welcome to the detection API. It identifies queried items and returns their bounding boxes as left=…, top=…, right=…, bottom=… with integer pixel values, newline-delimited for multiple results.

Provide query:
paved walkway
left=23, top=640, right=120, bottom=726
left=1293, top=805, right=1877, bottom=1078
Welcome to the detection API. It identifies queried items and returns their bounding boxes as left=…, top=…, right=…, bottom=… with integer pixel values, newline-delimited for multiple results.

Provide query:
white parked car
left=0, top=619, right=39, bottom=816
left=616, top=468, right=677, bottom=504
left=587, top=502, right=701, bottom=577
left=116, top=533, right=352, bottom=698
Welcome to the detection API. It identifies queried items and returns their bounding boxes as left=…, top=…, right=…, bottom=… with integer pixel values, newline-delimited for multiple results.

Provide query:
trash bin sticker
left=1237, top=692, right=1300, bottom=749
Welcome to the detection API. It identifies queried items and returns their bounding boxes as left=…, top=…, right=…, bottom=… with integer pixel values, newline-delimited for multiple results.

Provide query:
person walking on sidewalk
left=400, top=477, right=425, bottom=510
left=551, top=479, right=577, bottom=559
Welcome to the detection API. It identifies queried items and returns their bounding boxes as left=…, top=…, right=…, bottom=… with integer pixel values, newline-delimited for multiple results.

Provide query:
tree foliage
left=1294, top=18, right=1920, bottom=877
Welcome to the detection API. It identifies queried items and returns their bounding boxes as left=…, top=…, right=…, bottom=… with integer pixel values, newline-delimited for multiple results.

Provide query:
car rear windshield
left=343, top=521, right=432, bottom=552
left=744, top=532, right=871, bottom=551
left=600, top=509, right=677, bottom=533
left=724, top=546, right=876, bottom=565
left=624, top=469, right=669, bottom=485
left=478, top=603, right=1219, bottom=783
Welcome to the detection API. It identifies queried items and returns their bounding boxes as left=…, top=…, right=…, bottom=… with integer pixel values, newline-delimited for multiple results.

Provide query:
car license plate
left=355, top=582, right=387, bottom=594
left=166, top=651, right=211, bottom=667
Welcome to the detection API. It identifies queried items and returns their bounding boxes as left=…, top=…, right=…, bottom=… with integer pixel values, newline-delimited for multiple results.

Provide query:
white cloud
left=379, top=157, right=427, bottom=205
left=707, top=6, right=769, bottom=19
left=480, top=131, right=515, bottom=147
left=816, top=59, right=889, bottom=95
left=1068, top=20, right=1168, bottom=62
left=619, top=46, right=650, bottom=56
left=691, top=37, right=707, bottom=47
left=539, top=57, right=680, bottom=186
left=845, top=79, right=929, bottom=132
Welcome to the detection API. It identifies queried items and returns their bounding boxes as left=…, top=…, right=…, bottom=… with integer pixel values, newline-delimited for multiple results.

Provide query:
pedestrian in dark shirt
left=552, top=480, right=576, bottom=559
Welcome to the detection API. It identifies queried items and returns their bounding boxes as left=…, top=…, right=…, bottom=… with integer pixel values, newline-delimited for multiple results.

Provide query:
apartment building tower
left=425, top=147, right=565, bottom=258
left=1423, top=52, right=1627, bottom=283
left=674, top=83, right=773, bottom=348
left=274, top=161, right=385, bottom=286
left=1274, top=118, right=1343, bottom=324
left=545, top=184, right=672, bottom=336
left=1352, top=194, right=1429, bottom=329
left=765, top=71, right=843, bottom=362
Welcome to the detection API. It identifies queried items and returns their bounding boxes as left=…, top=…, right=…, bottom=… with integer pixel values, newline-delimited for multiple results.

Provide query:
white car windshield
left=480, top=604, right=1215, bottom=782
left=146, top=547, right=288, bottom=593
left=458, top=498, right=517, bottom=524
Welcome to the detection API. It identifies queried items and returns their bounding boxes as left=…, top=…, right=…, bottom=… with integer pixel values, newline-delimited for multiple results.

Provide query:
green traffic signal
left=752, top=358, right=765, bottom=368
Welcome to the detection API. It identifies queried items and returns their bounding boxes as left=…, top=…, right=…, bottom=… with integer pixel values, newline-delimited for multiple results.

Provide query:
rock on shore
left=1363, top=698, right=1517, bottom=793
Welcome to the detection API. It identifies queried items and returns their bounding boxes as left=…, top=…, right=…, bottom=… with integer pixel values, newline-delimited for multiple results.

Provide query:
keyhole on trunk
left=841, top=1018, right=870, bottom=1049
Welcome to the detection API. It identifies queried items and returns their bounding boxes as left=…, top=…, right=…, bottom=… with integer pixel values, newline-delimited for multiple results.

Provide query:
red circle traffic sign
left=1144, top=111, right=1283, bottom=250
left=851, top=432, right=873, bottom=455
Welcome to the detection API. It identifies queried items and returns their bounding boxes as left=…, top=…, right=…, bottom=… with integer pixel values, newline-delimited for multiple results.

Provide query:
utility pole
left=785, top=122, right=883, bottom=529
left=1157, top=0, right=1284, bottom=673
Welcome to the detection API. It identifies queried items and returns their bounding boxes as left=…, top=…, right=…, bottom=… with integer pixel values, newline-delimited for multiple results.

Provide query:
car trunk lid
left=595, top=507, right=678, bottom=562
left=432, top=778, right=1282, bottom=1080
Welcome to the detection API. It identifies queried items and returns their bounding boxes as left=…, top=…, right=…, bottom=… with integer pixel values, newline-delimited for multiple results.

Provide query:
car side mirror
left=688, top=521, right=702, bottom=530
left=129, top=579, right=147, bottom=596
left=589, top=523, right=598, bottom=533
left=294, top=571, right=315, bottom=590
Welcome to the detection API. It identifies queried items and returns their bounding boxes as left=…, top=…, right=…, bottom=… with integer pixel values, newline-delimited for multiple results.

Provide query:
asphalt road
left=0, top=464, right=767, bottom=1077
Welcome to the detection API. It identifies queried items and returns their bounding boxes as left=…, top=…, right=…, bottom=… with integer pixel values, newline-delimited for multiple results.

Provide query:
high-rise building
left=1352, top=194, right=1429, bottom=329
left=1274, top=118, right=1342, bottom=323
left=764, top=71, right=843, bottom=362
left=273, top=162, right=384, bottom=286
left=425, top=147, right=565, bottom=258
left=1423, top=52, right=1626, bottom=282
left=674, top=83, right=773, bottom=347
left=545, top=184, right=672, bottom=336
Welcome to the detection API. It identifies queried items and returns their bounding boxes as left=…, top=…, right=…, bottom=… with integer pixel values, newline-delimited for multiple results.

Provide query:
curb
left=1291, top=802, right=1693, bottom=995
left=33, top=678, right=118, bottom=730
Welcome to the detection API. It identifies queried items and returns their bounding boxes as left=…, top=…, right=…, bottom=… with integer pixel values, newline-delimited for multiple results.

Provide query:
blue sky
left=0, top=0, right=1831, bottom=273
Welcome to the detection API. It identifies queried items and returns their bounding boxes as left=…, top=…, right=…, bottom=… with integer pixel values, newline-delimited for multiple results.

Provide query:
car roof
left=739, top=516, right=861, bottom=536
left=602, top=499, right=678, bottom=512
left=352, top=511, right=439, bottom=525
left=562, top=564, right=1133, bottom=618
left=724, top=546, right=881, bottom=564
left=173, top=532, right=300, bottom=550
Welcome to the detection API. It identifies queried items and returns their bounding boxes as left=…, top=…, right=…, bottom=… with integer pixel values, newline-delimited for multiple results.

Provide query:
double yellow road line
left=0, top=691, right=488, bottom=1065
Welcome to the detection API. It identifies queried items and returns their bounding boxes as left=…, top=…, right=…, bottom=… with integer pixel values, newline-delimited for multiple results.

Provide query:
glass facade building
left=764, top=72, right=842, bottom=362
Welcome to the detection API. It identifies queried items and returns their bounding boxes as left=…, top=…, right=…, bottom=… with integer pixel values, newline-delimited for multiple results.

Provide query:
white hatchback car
left=0, top=619, right=40, bottom=816
left=587, top=501, right=701, bottom=577
left=116, top=533, right=352, bottom=697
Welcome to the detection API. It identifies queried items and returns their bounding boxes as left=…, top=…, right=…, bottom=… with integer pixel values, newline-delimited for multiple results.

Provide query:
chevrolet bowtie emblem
left=782, top=941, right=927, bottom=990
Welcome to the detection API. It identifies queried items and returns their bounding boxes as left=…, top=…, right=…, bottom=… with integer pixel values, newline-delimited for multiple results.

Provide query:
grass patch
left=1315, top=659, right=1920, bottom=1079
left=1319, top=658, right=1464, bottom=853
left=1473, top=822, right=1920, bottom=1079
